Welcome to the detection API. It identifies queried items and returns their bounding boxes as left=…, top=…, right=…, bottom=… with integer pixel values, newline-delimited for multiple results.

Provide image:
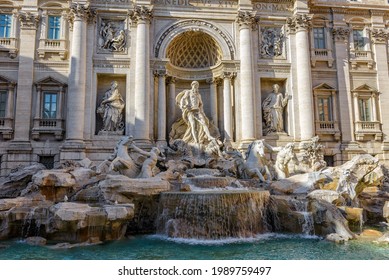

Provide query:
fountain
left=0, top=80, right=388, bottom=248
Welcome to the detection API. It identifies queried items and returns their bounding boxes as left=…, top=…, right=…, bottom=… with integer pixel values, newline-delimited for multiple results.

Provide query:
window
left=353, top=30, right=365, bottom=50
left=318, top=97, right=332, bottom=122
left=0, top=14, right=12, bottom=38
left=0, top=91, right=7, bottom=118
left=43, top=92, right=57, bottom=119
left=358, top=98, right=371, bottom=122
left=48, top=16, right=60, bottom=40
left=313, top=27, right=326, bottom=49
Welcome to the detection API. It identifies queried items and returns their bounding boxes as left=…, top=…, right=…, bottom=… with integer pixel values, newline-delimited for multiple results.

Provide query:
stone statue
left=266, top=142, right=299, bottom=179
left=300, top=136, right=327, bottom=171
left=137, top=147, right=161, bottom=178
left=262, top=84, right=290, bottom=135
left=175, top=81, right=215, bottom=144
left=242, top=140, right=273, bottom=184
left=109, top=136, right=163, bottom=178
left=97, top=81, right=125, bottom=133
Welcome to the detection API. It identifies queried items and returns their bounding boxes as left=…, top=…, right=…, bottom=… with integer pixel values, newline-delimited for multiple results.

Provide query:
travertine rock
left=271, top=172, right=329, bottom=195
left=0, top=163, right=46, bottom=198
left=307, top=190, right=341, bottom=204
left=309, top=198, right=355, bottom=240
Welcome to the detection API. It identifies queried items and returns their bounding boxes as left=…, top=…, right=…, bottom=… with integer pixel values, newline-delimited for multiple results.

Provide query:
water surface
left=0, top=234, right=388, bottom=260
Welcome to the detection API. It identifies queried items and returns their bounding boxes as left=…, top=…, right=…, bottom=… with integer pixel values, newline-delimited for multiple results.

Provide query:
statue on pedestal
left=97, top=81, right=125, bottom=133
left=262, top=84, right=290, bottom=135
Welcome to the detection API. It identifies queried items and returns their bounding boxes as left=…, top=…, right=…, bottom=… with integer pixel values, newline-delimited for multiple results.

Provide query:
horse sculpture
left=109, top=136, right=140, bottom=178
left=243, top=140, right=273, bottom=184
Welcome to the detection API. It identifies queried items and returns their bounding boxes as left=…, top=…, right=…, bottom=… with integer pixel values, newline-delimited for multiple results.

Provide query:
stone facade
left=1, top=0, right=389, bottom=175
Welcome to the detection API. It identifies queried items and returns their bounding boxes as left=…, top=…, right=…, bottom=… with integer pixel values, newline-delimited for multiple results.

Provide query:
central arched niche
left=166, top=31, right=222, bottom=69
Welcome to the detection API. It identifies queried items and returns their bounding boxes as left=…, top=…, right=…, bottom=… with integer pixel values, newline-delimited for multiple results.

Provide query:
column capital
left=167, top=77, right=176, bottom=84
left=129, top=6, right=153, bottom=25
left=332, top=27, right=350, bottom=42
left=18, top=12, right=40, bottom=30
left=69, top=2, right=95, bottom=22
left=236, top=10, right=258, bottom=31
left=371, top=28, right=388, bottom=44
left=286, top=14, right=311, bottom=34
left=154, top=69, right=167, bottom=78
left=222, top=71, right=236, bottom=80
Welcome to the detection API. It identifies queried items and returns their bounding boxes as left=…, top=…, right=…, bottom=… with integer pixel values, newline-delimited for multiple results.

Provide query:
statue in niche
left=97, top=81, right=125, bottom=133
left=99, top=20, right=126, bottom=52
left=173, top=81, right=219, bottom=145
left=260, top=27, right=284, bottom=58
left=262, top=84, right=290, bottom=135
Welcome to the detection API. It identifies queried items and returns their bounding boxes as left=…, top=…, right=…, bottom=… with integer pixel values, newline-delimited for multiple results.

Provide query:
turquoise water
left=0, top=234, right=388, bottom=260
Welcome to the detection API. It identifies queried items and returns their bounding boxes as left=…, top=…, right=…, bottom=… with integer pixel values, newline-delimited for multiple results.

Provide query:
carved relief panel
left=259, top=27, right=285, bottom=59
left=97, top=18, right=128, bottom=53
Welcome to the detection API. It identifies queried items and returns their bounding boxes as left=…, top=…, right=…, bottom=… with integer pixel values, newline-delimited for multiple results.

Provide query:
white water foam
left=149, top=233, right=321, bottom=245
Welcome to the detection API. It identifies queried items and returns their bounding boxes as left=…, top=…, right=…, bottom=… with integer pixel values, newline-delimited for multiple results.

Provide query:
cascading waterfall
left=291, top=199, right=314, bottom=235
left=156, top=190, right=270, bottom=239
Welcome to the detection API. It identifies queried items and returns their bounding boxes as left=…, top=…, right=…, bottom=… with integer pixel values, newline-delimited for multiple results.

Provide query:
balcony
left=32, top=118, right=65, bottom=140
left=315, top=120, right=341, bottom=140
left=0, top=37, right=18, bottom=58
left=0, top=117, right=13, bottom=139
left=311, top=48, right=334, bottom=67
left=37, top=39, right=67, bottom=60
left=350, top=49, right=374, bottom=69
left=355, top=121, right=382, bottom=141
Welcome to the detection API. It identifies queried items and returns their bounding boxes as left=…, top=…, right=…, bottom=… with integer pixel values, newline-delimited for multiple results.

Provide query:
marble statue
left=109, top=136, right=163, bottom=178
left=266, top=142, right=299, bottom=179
left=97, top=81, right=125, bottom=132
left=137, top=147, right=161, bottom=178
left=260, top=27, right=284, bottom=58
left=242, top=140, right=273, bottom=183
left=262, top=84, right=290, bottom=135
left=99, top=21, right=126, bottom=52
left=300, top=136, right=327, bottom=171
left=175, top=81, right=216, bottom=144
left=109, top=136, right=139, bottom=177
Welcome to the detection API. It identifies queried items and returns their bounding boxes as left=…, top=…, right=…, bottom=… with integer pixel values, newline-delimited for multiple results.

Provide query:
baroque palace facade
left=1, top=0, right=389, bottom=175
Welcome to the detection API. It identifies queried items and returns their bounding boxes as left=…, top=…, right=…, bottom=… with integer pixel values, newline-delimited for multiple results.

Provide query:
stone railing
left=316, top=120, right=335, bottom=131
left=0, top=37, right=18, bottom=58
left=355, top=121, right=380, bottom=131
left=350, top=49, right=374, bottom=69
left=37, top=39, right=67, bottom=60
left=355, top=121, right=382, bottom=141
left=311, top=48, right=333, bottom=67
left=0, top=117, right=14, bottom=139
left=32, top=118, right=65, bottom=140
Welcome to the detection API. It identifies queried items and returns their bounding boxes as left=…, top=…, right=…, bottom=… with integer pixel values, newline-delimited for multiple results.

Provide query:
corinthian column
left=222, top=72, right=235, bottom=141
left=236, top=11, right=257, bottom=144
left=155, top=69, right=167, bottom=145
left=287, top=14, right=314, bottom=140
left=66, top=3, right=93, bottom=144
left=206, top=78, right=218, bottom=126
left=371, top=29, right=389, bottom=145
left=129, top=6, right=153, bottom=143
left=332, top=27, right=353, bottom=142
left=13, top=12, right=40, bottom=143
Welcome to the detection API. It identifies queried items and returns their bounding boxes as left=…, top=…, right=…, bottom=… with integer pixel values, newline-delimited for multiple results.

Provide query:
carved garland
left=155, top=20, right=235, bottom=60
